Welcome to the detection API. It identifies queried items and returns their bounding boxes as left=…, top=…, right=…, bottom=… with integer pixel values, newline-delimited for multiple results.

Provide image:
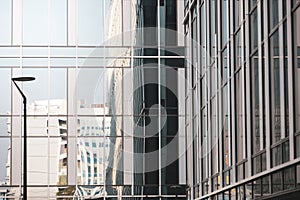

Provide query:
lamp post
left=12, top=77, right=35, bottom=200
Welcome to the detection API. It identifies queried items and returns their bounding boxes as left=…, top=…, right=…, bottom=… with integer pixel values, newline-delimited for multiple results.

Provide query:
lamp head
left=12, top=77, right=35, bottom=82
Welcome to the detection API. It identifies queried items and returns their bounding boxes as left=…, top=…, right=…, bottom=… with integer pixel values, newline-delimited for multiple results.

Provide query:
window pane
left=222, top=48, right=229, bottom=83
left=201, top=78, right=207, bottom=107
left=297, top=164, right=300, bottom=187
left=78, top=0, right=104, bottom=45
left=141, top=0, right=158, bottom=46
left=0, top=0, right=11, bottom=45
left=262, top=152, right=267, bottom=171
left=237, top=185, right=245, bottom=199
left=251, top=53, right=260, bottom=153
left=272, top=171, right=282, bottom=193
left=23, top=69, right=48, bottom=105
left=235, top=71, right=244, bottom=162
left=235, top=30, right=243, bottom=69
left=0, top=117, right=10, bottom=137
left=272, top=145, right=281, bottom=167
left=294, top=8, right=300, bottom=133
left=210, top=0, right=216, bottom=57
left=296, top=135, right=300, bottom=157
left=253, top=155, right=261, bottom=174
left=222, top=0, right=228, bottom=46
left=253, top=179, right=261, bottom=198
left=262, top=176, right=270, bottom=196
left=250, top=8, right=258, bottom=52
left=0, top=138, right=10, bottom=184
left=269, top=0, right=279, bottom=30
left=250, top=0, right=258, bottom=10
left=159, top=0, right=177, bottom=46
left=283, top=167, right=295, bottom=190
left=0, top=69, right=11, bottom=115
left=234, top=0, right=243, bottom=31
left=211, top=98, right=218, bottom=175
left=192, top=14, right=198, bottom=87
left=210, top=64, right=217, bottom=97
left=28, top=138, right=49, bottom=185
left=50, top=0, right=67, bottom=45
left=223, top=84, right=230, bottom=169
left=77, top=68, right=105, bottom=112
left=270, top=29, right=281, bottom=144
left=78, top=136, right=107, bottom=185
left=201, top=107, right=208, bottom=179
left=200, top=3, right=206, bottom=75
left=237, top=164, right=244, bottom=181
left=268, top=0, right=286, bottom=31
left=23, top=0, right=48, bottom=45
left=50, top=69, right=67, bottom=115
left=282, top=141, right=290, bottom=163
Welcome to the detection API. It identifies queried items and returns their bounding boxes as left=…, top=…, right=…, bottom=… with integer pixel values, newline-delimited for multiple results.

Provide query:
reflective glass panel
left=23, top=0, right=48, bottom=45
left=270, top=29, right=281, bottom=144
left=251, top=53, right=260, bottom=153
left=235, top=71, right=244, bottom=162
left=0, top=138, right=10, bottom=184
left=222, top=0, right=228, bottom=47
left=250, top=8, right=258, bottom=52
left=0, top=0, right=11, bottom=45
left=78, top=0, right=104, bottom=45
left=0, top=69, right=11, bottom=115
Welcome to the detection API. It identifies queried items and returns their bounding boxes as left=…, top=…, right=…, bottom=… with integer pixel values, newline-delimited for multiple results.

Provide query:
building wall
left=184, top=0, right=300, bottom=199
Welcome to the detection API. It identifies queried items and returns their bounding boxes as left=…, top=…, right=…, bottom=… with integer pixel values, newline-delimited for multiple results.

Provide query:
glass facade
left=0, top=0, right=186, bottom=199
left=1, top=0, right=300, bottom=199
left=185, top=0, right=300, bottom=199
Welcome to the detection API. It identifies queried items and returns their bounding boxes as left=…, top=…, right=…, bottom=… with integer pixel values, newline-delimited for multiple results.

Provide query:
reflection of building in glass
left=5, top=100, right=68, bottom=198
left=4, top=100, right=112, bottom=199
left=76, top=104, right=111, bottom=197
left=132, top=0, right=186, bottom=197
left=184, top=0, right=300, bottom=199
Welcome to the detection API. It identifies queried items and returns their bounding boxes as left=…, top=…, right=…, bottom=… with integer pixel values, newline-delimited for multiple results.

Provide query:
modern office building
left=0, top=0, right=186, bottom=199
left=184, top=0, right=300, bottom=199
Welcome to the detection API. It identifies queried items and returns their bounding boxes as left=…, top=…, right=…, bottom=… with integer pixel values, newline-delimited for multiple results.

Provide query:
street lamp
left=11, top=76, right=35, bottom=200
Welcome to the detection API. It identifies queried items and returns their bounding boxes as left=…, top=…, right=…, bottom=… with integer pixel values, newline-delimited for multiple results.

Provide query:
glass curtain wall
left=0, top=0, right=186, bottom=199
left=185, top=0, right=300, bottom=199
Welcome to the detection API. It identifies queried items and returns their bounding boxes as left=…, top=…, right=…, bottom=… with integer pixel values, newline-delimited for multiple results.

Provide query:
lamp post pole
left=12, top=77, right=35, bottom=200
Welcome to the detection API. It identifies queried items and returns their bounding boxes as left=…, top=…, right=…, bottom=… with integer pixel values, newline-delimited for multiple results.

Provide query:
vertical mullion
left=130, top=1, right=134, bottom=194
left=286, top=0, right=295, bottom=160
left=102, top=0, right=106, bottom=197
left=197, top=1, right=202, bottom=195
left=47, top=0, right=51, bottom=197
left=231, top=1, right=237, bottom=185
left=189, top=3, right=194, bottom=198
left=244, top=0, right=250, bottom=171
left=157, top=0, right=161, bottom=197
